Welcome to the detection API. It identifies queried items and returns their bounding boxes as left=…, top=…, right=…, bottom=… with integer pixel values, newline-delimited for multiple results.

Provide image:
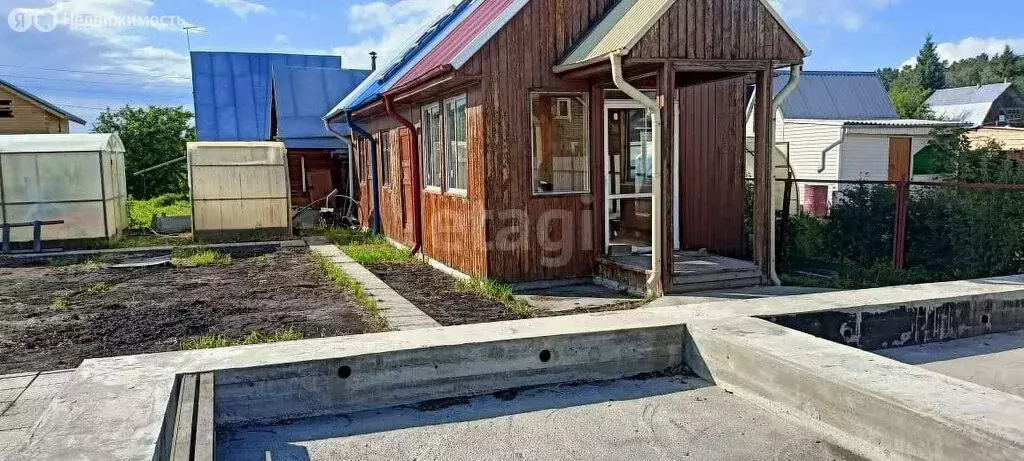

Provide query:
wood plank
left=169, top=374, right=198, bottom=461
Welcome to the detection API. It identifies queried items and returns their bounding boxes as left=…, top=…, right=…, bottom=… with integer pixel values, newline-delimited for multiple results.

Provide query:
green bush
left=128, top=193, right=191, bottom=230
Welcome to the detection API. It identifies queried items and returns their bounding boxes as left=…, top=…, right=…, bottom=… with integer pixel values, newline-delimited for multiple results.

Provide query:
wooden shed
left=326, top=0, right=808, bottom=295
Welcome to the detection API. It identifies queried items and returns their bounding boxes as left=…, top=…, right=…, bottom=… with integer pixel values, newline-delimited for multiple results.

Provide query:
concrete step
left=670, top=276, right=763, bottom=294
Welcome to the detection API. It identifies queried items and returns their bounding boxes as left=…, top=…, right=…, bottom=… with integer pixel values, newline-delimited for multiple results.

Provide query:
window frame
left=0, top=99, right=12, bottom=118
left=529, top=91, right=592, bottom=197
left=420, top=102, right=443, bottom=192
left=442, top=94, right=469, bottom=196
left=378, top=129, right=391, bottom=187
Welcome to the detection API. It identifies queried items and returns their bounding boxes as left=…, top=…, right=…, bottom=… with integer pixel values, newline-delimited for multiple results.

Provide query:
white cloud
left=204, top=0, right=270, bottom=18
left=274, top=33, right=288, bottom=44
left=902, top=37, right=1024, bottom=67
left=769, top=0, right=896, bottom=31
left=333, top=0, right=457, bottom=68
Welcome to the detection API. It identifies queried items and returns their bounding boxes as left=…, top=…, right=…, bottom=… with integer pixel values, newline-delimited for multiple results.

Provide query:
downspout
left=768, top=64, right=803, bottom=286
left=819, top=127, right=847, bottom=173
left=323, top=119, right=357, bottom=219
left=346, top=112, right=382, bottom=234
left=383, top=93, right=423, bottom=256
left=609, top=51, right=663, bottom=294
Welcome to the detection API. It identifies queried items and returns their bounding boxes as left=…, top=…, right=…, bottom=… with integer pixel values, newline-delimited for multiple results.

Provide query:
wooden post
left=659, top=62, right=676, bottom=293
left=752, top=70, right=773, bottom=276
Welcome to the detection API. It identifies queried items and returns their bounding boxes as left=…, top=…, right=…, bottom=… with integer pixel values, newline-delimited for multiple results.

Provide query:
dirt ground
left=365, top=263, right=522, bottom=326
left=0, top=248, right=373, bottom=374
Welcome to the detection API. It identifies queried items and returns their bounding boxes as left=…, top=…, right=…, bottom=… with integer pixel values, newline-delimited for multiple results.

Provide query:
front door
left=888, top=137, right=912, bottom=182
left=604, top=101, right=654, bottom=256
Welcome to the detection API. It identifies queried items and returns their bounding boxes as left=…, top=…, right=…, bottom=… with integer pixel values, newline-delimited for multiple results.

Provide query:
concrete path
left=515, top=284, right=639, bottom=313
left=645, top=285, right=837, bottom=308
left=0, top=370, right=73, bottom=458
left=306, top=238, right=440, bottom=331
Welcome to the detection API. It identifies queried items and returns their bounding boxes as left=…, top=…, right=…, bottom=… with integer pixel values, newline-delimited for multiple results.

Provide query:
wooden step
left=670, top=276, right=764, bottom=294
left=672, top=268, right=764, bottom=285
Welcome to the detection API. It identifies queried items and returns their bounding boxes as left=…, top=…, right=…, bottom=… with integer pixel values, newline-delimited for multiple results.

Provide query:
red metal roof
left=392, top=0, right=516, bottom=90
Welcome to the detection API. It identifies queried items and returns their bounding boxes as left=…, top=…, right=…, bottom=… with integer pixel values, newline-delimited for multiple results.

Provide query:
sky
left=1, top=0, right=1022, bottom=130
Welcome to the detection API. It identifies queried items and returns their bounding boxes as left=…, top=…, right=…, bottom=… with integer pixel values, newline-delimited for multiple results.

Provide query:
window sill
left=423, top=187, right=443, bottom=195
left=446, top=189, right=468, bottom=198
left=532, top=191, right=593, bottom=198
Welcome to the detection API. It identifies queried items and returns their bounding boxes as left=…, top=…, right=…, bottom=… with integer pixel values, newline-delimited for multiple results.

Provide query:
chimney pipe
left=370, top=51, right=378, bottom=71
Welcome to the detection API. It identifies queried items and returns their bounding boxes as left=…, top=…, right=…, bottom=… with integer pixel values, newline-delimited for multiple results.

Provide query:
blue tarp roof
left=325, top=0, right=477, bottom=119
left=774, top=71, right=898, bottom=120
left=0, top=77, right=86, bottom=125
left=272, top=66, right=371, bottom=148
left=191, top=51, right=343, bottom=142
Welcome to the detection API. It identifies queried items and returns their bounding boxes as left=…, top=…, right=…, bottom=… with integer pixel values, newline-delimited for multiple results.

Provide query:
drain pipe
left=346, top=112, right=382, bottom=234
left=323, top=119, right=358, bottom=219
left=768, top=64, right=803, bottom=286
left=819, top=127, right=847, bottom=173
left=383, top=93, right=423, bottom=256
left=609, top=51, right=663, bottom=294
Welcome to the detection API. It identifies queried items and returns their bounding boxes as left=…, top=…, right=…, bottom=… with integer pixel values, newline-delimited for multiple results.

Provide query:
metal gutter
left=346, top=112, right=382, bottom=234
left=769, top=64, right=802, bottom=286
left=383, top=93, right=423, bottom=256
left=819, top=127, right=847, bottom=174
left=609, top=51, right=663, bottom=295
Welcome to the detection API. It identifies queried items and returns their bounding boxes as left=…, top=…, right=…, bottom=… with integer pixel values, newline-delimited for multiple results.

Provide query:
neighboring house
left=746, top=71, right=966, bottom=217
left=968, top=126, right=1024, bottom=152
left=325, top=0, right=808, bottom=295
left=926, top=83, right=1024, bottom=128
left=0, top=78, right=86, bottom=134
left=190, top=52, right=370, bottom=207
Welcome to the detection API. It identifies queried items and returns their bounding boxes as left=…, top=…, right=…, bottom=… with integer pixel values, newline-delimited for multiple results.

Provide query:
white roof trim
left=451, top=0, right=530, bottom=70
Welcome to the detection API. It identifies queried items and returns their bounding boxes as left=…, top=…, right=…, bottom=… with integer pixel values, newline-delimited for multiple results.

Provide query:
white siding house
left=746, top=71, right=967, bottom=216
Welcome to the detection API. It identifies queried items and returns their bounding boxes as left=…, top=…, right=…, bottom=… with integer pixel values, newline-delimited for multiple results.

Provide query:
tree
left=916, top=34, right=947, bottom=91
left=876, top=67, right=900, bottom=91
left=92, top=106, right=196, bottom=199
left=888, top=65, right=933, bottom=119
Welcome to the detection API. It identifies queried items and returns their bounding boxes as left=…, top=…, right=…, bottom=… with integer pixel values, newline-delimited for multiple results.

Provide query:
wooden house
left=0, top=78, right=85, bottom=134
left=325, top=0, right=808, bottom=295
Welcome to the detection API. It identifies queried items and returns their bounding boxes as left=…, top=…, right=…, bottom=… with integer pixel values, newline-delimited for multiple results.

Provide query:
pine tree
left=916, top=34, right=947, bottom=91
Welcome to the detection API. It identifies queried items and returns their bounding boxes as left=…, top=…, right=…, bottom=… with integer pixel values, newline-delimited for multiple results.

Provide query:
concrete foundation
left=12, top=276, right=1024, bottom=460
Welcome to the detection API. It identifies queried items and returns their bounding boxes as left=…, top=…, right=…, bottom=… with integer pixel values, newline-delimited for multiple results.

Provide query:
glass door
left=605, top=101, right=653, bottom=256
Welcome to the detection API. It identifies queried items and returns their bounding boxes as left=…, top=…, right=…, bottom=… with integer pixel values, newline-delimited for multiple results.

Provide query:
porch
left=597, top=252, right=764, bottom=295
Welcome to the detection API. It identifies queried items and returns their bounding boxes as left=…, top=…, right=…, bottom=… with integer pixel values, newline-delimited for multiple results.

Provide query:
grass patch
left=179, top=328, right=304, bottom=350
left=456, top=278, right=533, bottom=318
left=128, top=193, right=191, bottom=230
left=310, top=252, right=390, bottom=332
left=322, top=227, right=412, bottom=264
left=171, top=248, right=232, bottom=268
left=49, top=297, right=69, bottom=312
left=87, top=282, right=111, bottom=293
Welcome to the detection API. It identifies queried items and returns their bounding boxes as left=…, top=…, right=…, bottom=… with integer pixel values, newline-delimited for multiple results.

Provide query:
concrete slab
left=877, top=330, right=1024, bottom=398
left=306, top=239, right=441, bottom=331
left=0, top=369, right=72, bottom=457
left=646, top=285, right=838, bottom=308
left=218, top=376, right=861, bottom=461
left=515, top=283, right=640, bottom=313
left=17, top=276, right=1024, bottom=461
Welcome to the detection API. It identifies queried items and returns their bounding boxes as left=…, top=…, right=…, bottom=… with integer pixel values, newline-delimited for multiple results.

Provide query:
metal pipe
left=609, top=51, right=663, bottom=294
left=346, top=112, right=382, bottom=234
left=819, top=127, right=847, bottom=173
left=133, top=156, right=186, bottom=176
left=768, top=64, right=803, bottom=286
left=383, top=93, right=423, bottom=256
left=323, top=119, right=358, bottom=219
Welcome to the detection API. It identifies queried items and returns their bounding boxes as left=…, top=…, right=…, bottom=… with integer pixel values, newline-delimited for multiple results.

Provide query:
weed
left=179, top=328, right=304, bottom=350
left=323, top=227, right=412, bottom=264
left=49, top=297, right=69, bottom=312
left=171, top=248, right=232, bottom=267
left=310, top=252, right=390, bottom=332
left=128, top=194, right=191, bottom=230
left=456, top=278, right=533, bottom=318
left=255, top=254, right=274, bottom=266
left=87, top=282, right=111, bottom=293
